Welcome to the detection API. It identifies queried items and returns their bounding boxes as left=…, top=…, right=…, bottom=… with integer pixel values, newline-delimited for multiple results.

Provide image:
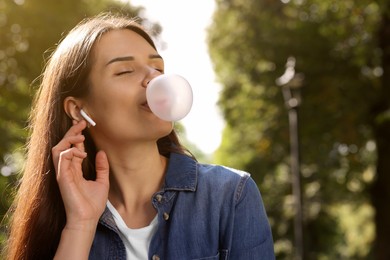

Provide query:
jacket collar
left=163, top=152, right=198, bottom=192
left=99, top=153, right=198, bottom=229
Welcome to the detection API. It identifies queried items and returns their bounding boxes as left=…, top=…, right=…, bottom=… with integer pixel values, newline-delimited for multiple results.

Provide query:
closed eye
left=115, top=70, right=133, bottom=76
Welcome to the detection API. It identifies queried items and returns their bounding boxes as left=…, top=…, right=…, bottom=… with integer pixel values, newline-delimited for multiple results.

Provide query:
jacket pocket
left=192, top=253, right=219, bottom=260
left=192, top=249, right=228, bottom=260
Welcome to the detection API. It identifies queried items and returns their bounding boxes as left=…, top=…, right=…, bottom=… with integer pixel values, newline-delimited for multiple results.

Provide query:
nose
left=143, top=78, right=151, bottom=88
left=142, top=69, right=161, bottom=89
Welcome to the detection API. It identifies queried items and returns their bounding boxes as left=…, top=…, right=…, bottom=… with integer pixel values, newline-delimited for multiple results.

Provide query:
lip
left=141, top=101, right=152, bottom=112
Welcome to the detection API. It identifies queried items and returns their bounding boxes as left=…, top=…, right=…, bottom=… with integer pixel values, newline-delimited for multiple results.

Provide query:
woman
left=5, top=13, right=274, bottom=259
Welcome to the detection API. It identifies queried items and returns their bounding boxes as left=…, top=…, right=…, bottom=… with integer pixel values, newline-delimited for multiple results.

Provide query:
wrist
left=55, top=224, right=97, bottom=260
left=64, top=218, right=99, bottom=234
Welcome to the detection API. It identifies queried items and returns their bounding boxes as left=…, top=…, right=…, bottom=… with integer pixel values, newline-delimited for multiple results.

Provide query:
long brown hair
left=4, top=13, right=192, bottom=260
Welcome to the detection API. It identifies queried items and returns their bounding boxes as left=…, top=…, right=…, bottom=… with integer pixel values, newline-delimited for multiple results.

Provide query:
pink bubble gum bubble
left=146, top=74, right=193, bottom=121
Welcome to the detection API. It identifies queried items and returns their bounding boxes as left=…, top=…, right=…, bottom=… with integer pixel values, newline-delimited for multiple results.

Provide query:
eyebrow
left=105, top=54, right=163, bottom=66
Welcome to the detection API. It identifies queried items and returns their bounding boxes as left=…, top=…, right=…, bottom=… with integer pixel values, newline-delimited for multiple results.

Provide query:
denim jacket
left=89, top=152, right=275, bottom=260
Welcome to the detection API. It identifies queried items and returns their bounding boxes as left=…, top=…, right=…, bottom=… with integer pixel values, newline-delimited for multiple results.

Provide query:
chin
left=154, top=120, right=174, bottom=137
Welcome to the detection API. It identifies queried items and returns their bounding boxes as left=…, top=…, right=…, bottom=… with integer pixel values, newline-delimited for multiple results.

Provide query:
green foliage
left=208, top=0, right=387, bottom=258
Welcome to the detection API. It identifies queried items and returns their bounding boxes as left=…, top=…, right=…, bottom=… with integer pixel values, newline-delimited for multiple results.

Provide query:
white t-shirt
left=107, top=201, right=158, bottom=260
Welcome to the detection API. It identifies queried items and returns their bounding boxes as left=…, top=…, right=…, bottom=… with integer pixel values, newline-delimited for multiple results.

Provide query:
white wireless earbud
left=80, top=109, right=96, bottom=127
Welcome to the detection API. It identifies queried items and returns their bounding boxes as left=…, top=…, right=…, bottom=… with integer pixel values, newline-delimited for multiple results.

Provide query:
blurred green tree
left=208, top=0, right=388, bottom=259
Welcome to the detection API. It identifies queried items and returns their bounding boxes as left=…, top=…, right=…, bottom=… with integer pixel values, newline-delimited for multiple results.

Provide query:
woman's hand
left=52, top=120, right=109, bottom=232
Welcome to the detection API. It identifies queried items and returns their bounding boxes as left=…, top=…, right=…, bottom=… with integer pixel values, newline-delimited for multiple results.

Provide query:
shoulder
left=196, top=163, right=259, bottom=202
left=198, top=163, right=250, bottom=178
left=197, top=163, right=250, bottom=184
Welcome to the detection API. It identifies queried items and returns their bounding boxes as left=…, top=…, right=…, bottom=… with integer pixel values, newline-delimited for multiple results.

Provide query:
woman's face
left=84, top=29, right=173, bottom=146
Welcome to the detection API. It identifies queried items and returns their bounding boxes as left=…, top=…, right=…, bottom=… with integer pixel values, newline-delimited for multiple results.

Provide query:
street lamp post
left=276, top=57, right=304, bottom=260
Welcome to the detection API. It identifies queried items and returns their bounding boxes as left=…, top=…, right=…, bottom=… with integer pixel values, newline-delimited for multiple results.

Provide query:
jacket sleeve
left=229, top=175, right=275, bottom=260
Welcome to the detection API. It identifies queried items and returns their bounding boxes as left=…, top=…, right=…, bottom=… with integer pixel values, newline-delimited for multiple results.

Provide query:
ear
left=64, top=96, right=83, bottom=121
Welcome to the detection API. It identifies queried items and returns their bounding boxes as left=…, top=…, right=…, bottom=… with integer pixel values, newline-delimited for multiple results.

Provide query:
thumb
left=95, top=150, right=109, bottom=187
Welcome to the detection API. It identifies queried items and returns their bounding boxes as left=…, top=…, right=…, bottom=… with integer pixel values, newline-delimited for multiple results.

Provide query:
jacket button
left=152, top=254, right=160, bottom=260
left=156, top=194, right=163, bottom=202
left=163, top=212, right=169, bottom=221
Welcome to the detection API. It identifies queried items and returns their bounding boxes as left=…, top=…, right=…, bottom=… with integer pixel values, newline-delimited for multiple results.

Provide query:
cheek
left=88, top=87, right=135, bottom=115
left=86, top=100, right=122, bottom=129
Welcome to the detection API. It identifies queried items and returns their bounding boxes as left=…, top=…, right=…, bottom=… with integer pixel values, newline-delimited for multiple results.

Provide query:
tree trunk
left=371, top=3, right=390, bottom=260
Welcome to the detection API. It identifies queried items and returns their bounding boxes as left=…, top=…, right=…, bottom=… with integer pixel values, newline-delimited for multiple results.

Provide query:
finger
left=52, top=135, right=85, bottom=161
left=52, top=135, right=85, bottom=152
left=60, top=147, right=87, bottom=162
left=52, top=121, right=87, bottom=174
left=95, top=151, right=109, bottom=188
left=52, top=135, right=85, bottom=170
left=72, top=120, right=88, bottom=152
left=53, top=122, right=86, bottom=156
left=57, top=148, right=87, bottom=178
left=64, top=120, right=87, bottom=138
